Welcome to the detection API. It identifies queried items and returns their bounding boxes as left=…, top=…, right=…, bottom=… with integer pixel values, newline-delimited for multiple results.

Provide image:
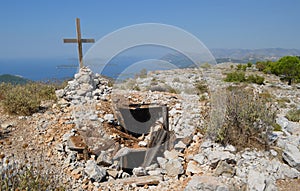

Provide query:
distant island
left=0, top=74, right=31, bottom=84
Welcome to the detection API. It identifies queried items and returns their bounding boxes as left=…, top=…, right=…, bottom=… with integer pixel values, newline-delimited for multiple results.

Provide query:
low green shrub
left=224, top=72, right=265, bottom=85
left=247, top=74, right=265, bottom=85
left=2, top=85, right=41, bottom=115
left=286, top=109, right=300, bottom=122
left=224, top=71, right=246, bottom=82
left=273, top=123, right=282, bottom=131
left=0, top=82, right=61, bottom=115
left=195, top=81, right=208, bottom=94
left=216, top=87, right=277, bottom=151
left=172, top=77, right=180, bottom=83
left=0, top=154, right=65, bottom=190
left=200, top=63, right=212, bottom=69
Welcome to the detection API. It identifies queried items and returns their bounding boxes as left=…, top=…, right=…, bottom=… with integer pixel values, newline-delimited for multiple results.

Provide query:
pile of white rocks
left=53, top=66, right=300, bottom=190
left=184, top=139, right=300, bottom=191
left=56, top=67, right=112, bottom=105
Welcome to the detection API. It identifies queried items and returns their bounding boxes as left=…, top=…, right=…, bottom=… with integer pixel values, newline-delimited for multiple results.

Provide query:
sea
left=0, top=49, right=195, bottom=82
left=0, top=58, right=80, bottom=82
left=0, top=58, right=144, bottom=82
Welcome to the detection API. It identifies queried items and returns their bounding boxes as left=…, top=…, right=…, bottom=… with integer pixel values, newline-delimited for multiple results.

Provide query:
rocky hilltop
left=0, top=64, right=300, bottom=190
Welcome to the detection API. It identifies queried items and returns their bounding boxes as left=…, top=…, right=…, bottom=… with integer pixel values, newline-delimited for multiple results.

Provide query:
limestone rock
left=165, top=159, right=184, bottom=176
left=84, top=160, right=106, bottom=182
left=215, top=160, right=235, bottom=177
left=132, top=167, right=147, bottom=176
left=186, top=161, right=202, bottom=174
left=96, top=151, right=112, bottom=167
left=184, top=175, right=229, bottom=191
left=103, top=114, right=114, bottom=123
left=282, top=143, right=300, bottom=171
left=247, top=169, right=266, bottom=191
left=193, top=154, right=205, bottom=165
left=157, top=157, right=167, bottom=169
left=164, top=149, right=181, bottom=160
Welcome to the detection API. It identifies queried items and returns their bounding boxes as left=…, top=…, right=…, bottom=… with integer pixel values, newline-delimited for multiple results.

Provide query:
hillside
left=0, top=65, right=299, bottom=190
left=211, top=48, right=300, bottom=63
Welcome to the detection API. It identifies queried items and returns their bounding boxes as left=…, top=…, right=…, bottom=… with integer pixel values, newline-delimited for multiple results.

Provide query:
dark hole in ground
left=117, top=104, right=168, bottom=137
left=113, top=103, right=171, bottom=170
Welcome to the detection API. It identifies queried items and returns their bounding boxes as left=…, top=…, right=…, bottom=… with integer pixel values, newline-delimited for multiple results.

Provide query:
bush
left=236, top=64, right=243, bottom=71
left=0, top=154, right=65, bottom=190
left=246, top=74, right=265, bottom=85
left=0, top=82, right=59, bottom=115
left=148, top=85, right=178, bottom=94
left=224, top=71, right=246, bottom=82
left=172, top=77, right=180, bottom=83
left=135, top=68, right=147, bottom=78
left=200, top=63, right=212, bottom=69
left=216, top=87, right=277, bottom=151
left=286, top=109, right=300, bottom=122
left=0, top=83, right=13, bottom=100
left=195, top=81, right=208, bottom=94
left=224, top=72, right=265, bottom=85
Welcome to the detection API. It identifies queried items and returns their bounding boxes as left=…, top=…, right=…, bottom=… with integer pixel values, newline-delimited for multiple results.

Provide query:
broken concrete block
left=113, top=147, right=147, bottom=170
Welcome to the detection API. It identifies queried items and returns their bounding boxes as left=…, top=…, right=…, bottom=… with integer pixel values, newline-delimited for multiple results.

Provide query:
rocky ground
left=0, top=64, right=299, bottom=190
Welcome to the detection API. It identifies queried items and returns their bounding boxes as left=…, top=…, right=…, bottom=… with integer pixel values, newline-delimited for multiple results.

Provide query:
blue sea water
left=0, top=58, right=78, bottom=81
left=0, top=46, right=195, bottom=82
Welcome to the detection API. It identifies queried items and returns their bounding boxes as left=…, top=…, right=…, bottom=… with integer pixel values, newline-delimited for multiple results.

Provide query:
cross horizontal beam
left=63, top=39, right=95, bottom=43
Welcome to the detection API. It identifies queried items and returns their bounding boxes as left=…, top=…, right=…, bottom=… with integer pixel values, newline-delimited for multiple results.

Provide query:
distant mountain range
left=0, top=74, right=31, bottom=84
left=158, top=48, right=300, bottom=67
left=211, top=48, right=300, bottom=63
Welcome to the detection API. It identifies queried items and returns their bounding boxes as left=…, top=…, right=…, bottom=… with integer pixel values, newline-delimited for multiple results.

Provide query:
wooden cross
left=63, top=18, right=95, bottom=68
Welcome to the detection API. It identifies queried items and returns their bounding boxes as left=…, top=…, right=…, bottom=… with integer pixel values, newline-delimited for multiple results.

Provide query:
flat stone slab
left=102, top=175, right=162, bottom=186
left=67, top=135, right=87, bottom=150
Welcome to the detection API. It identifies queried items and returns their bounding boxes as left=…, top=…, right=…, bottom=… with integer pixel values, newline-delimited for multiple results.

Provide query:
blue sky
left=0, top=0, right=300, bottom=59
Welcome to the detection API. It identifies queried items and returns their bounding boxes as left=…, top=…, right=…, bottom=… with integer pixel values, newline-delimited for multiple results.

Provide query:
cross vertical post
left=76, top=18, right=83, bottom=68
left=63, top=18, right=95, bottom=68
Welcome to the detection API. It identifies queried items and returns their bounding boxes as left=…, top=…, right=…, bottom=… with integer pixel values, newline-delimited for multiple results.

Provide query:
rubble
left=84, top=160, right=107, bottom=182
left=282, top=143, right=300, bottom=171
left=184, top=175, right=229, bottom=191
left=165, top=158, right=184, bottom=177
left=2, top=65, right=300, bottom=190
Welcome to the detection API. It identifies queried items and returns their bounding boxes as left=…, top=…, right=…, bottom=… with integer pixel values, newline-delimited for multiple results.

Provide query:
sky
left=0, top=0, right=300, bottom=59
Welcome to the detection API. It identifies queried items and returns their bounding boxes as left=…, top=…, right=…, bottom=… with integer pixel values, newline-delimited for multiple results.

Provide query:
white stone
left=282, top=143, right=300, bottom=171
left=157, top=157, right=167, bottom=169
left=185, top=175, right=229, bottom=191
left=186, top=161, right=202, bottom=174
left=132, top=167, right=147, bottom=176
left=247, top=169, right=266, bottom=191
left=193, top=154, right=205, bottom=165
left=138, top=141, right=147, bottom=147
left=165, top=159, right=184, bottom=176
left=104, top=114, right=114, bottom=123
left=164, top=150, right=181, bottom=160
left=84, top=160, right=106, bottom=182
